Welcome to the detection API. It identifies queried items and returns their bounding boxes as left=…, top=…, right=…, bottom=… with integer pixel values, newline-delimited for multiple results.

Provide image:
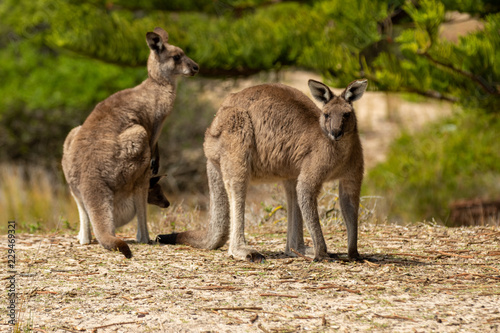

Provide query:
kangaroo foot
left=229, top=247, right=265, bottom=263
left=348, top=249, right=361, bottom=260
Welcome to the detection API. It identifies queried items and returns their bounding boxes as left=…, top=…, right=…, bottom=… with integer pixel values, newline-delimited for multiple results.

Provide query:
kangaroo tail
left=96, top=233, right=132, bottom=258
left=156, top=160, right=229, bottom=250
left=83, top=184, right=132, bottom=258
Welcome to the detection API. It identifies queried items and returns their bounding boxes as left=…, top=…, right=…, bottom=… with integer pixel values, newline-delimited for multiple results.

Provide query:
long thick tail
left=83, top=184, right=132, bottom=258
left=156, top=160, right=229, bottom=250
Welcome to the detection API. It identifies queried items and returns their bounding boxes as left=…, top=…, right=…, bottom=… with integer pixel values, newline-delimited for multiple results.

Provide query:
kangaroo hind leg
left=71, top=190, right=92, bottom=245
left=83, top=184, right=132, bottom=258
left=284, top=179, right=314, bottom=257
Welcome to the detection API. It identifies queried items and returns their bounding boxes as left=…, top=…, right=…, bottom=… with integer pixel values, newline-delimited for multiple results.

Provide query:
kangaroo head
left=308, top=79, right=368, bottom=141
left=148, top=175, right=170, bottom=208
left=146, top=27, right=199, bottom=84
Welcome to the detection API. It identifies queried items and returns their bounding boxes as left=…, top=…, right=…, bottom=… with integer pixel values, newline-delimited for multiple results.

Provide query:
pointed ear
left=153, top=27, right=169, bottom=43
left=146, top=31, right=164, bottom=54
left=149, top=175, right=166, bottom=187
left=308, top=80, right=334, bottom=104
left=343, top=79, right=368, bottom=102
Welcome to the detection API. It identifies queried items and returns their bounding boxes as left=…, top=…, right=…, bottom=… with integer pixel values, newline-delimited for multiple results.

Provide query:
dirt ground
left=2, top=223, right=499, bottom=332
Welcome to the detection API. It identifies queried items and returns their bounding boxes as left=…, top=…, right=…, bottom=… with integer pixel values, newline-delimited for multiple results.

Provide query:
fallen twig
left=249, top=313, right=259, bottom=323
left=363, top=259, right=381, bottom=267
left=205, top=306, right=263, bottom=311
left=393, top=252, right=434, bottom=259
left=436, top=251, right=473, bottom=259
left=486, top=317, right=500, bottom=323
left=192, top=286, right=241, bottom=291
left=56, top=272, right=100, bottom=277
left=91, top=321, right=138, bottom=331
left=374, top=313, right=416, bottom=322
left=449, top=273, right=500, bottom=281
left=304, top=284, right=361, bottom=294
left=290, top=248, right=313, bottom=262
left=260, top=293, right=298, bottom=298
left=258, top=323, right=270, bottom=333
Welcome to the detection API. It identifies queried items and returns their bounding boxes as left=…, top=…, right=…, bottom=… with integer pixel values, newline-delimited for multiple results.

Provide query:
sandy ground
left=2, top=223, right=499, bottom=332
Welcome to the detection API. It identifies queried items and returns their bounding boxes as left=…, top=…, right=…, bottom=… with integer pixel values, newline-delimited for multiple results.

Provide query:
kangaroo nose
left=192, top=64, right=199, bottom=72
left=332, top=130, right=343, bottom=140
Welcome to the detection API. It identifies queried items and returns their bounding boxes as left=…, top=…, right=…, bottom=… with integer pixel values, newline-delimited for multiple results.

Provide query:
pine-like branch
left=418, top=51, right=498, bottom=95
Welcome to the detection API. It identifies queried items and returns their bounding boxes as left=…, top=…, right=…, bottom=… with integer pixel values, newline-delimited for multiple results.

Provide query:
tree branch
left=419, top=51, right=498, bottom=95
left=363, top=73, right=458, bottom=102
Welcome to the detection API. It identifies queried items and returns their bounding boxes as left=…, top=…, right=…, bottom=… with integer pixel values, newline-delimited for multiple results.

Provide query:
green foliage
left=0, top=0, right=498, bottom=224
left=0, top=38, right=145, bottom=165
left=363, top=110, right=500, bottom=223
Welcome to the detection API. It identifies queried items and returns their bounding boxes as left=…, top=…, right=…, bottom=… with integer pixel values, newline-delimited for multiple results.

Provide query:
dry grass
left=2, top=222, right=499, bottom=332
left=0, top=164, right=78, bottom=234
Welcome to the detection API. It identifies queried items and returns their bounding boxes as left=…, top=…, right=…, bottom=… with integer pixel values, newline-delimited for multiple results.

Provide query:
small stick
left=304, top=284, right=361, bottom=294
left=205, top=307, right=263, bottom=311
left=56, top=272, right=100, bottom=277
left=436, top=251, right=473, bottom=259
left=192, top=286, right=240, bottom=291
left=258, top=323, right=270, bottom=333
left=260, top=293, right=298, bottom=298
left=34, top=290, right=58, bottom=295
left=449, top=273, right=500, bottom=281
left=374, top=313, right=416, bottom=322
left=394, top=253, right=434, bottom=259
left=249, top=313, right=259, bottom=324
left=290, top=248, right=313, bottom=262
left=219, top=311, right=244, bottom=324
left=482, top=265, right=500, bottom=272
left=362, top=259, right=380, bottom=267
left=486, top=317, right=500, bottom=323
left=472, top=274, right=500, bottom=281
left=92, top=321, right=138, bottom=330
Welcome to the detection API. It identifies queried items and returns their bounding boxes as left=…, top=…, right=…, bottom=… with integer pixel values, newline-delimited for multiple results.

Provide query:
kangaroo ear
left=146, top=28, right=168, bottom=54
left=149, top=175, right=165, bottom=187
left=343, top=79, right=368, bottom=102
left=308, top=80, right=334, bottom=104
left=153, top=27, right=169, bottom=43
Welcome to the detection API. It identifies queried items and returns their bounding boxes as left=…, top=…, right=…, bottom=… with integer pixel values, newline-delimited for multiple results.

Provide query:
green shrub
left=363, top=110, right=500, bottom=223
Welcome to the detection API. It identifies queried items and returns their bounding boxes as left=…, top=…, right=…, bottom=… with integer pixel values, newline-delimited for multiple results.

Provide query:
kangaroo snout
left=331, top=129, right=344, bottom=141
left=185, top=59, right=199, bottom=76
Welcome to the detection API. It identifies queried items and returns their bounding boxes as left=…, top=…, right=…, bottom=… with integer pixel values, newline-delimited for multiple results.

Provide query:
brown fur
left=157, top=79, right=367, bottom=262
left=62, top=27, right=198, bottom=258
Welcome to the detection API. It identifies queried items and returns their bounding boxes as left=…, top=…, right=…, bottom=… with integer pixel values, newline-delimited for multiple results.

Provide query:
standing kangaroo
left=157, top=79, right=367, bottom=262
left=62, top=27, right=198, bottom=258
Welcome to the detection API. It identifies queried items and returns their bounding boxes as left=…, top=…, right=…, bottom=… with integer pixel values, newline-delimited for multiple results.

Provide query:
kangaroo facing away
left=157, top=79, right=367, bottom=262
left=62, top=27, right=198, bottom=258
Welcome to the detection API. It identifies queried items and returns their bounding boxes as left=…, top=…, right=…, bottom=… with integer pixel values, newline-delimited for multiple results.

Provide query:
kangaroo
left=62, top=27, right=198, bottom=258
left=157, top=79, right=367, bottom=262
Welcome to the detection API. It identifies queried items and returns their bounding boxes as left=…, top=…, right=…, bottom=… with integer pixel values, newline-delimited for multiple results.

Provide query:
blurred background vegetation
left=0, top=0, right=498, bottom=232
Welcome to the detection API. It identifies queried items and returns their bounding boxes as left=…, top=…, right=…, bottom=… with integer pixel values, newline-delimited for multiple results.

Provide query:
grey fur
left=62, top=27, right=198, bottom=258
left=158, top=79, right=367, bottom=262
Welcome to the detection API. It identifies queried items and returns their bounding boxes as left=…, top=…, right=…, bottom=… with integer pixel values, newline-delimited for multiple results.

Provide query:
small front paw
left=246, top=252, right=265, bottom=263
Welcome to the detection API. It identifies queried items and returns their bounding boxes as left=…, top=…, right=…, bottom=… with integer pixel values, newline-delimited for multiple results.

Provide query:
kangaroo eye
left=324, top=113, right=329, bottom=119
left=173, top=55, right=181, bottom=62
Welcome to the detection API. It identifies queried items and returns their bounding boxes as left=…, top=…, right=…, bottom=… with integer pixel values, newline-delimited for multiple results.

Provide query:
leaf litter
left=1, top=222, right=499, bottom=332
